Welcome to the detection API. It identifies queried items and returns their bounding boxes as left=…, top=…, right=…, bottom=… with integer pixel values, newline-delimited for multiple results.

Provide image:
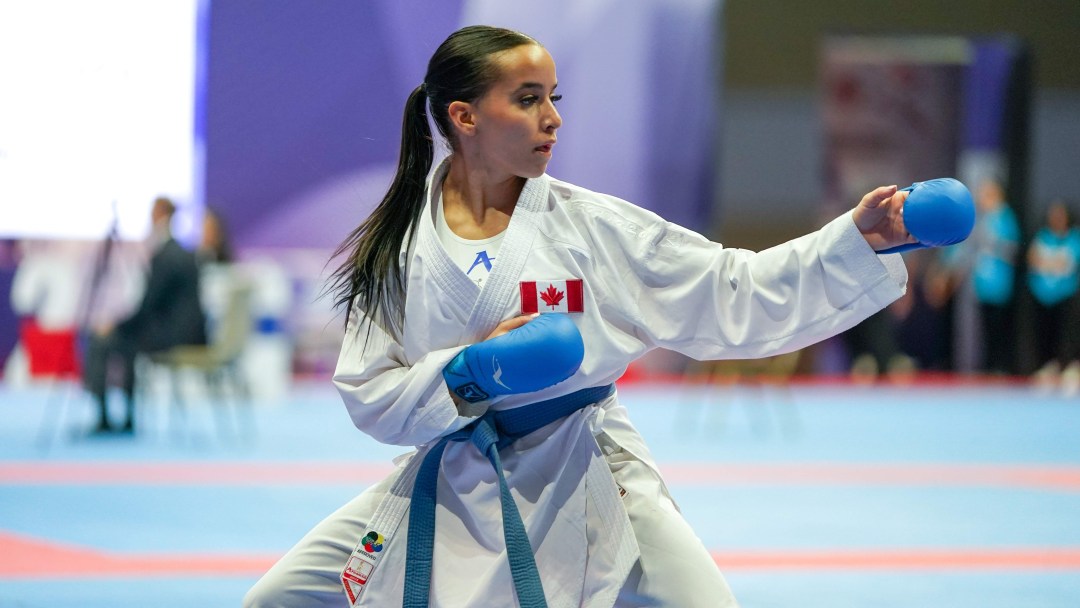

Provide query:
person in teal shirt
left=971, top=179, right=1020, bottom=374
left=1027, top=199, right=1080, bottom=390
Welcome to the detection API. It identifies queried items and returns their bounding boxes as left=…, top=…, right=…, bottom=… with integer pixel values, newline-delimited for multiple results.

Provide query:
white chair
left=144, top=281, right=256, bottom=442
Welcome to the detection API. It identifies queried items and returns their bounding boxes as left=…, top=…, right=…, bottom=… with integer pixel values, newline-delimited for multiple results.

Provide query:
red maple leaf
left=540, top=284, right=564, bottom=309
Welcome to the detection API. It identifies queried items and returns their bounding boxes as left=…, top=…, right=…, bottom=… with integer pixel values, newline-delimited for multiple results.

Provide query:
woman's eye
left=520, top=94, right=561, bottom=107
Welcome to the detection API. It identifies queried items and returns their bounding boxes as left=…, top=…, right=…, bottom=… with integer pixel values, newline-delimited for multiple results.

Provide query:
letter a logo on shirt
left=520, top=279, right=584, bottom=314
left=467, top=251, right=495, bottom=275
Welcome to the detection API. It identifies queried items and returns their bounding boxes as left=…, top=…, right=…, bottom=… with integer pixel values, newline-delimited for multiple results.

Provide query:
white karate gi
left=245, top=159, right=907, bottom=608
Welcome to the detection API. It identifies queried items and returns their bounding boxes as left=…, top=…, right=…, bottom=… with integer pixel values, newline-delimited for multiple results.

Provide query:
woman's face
left=1048, top=203, right=1069, bottom=233
left=202, top=215, right=221, bottom=247
left=467, top=44, right=562, bottom=179
left=976, top=181, right=1003, bottom=212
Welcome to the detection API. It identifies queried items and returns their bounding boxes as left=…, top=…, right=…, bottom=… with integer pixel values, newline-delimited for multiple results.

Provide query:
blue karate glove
left=442, top=313, right=585, bottom=403
left=881, top=177, right=975, bottom=254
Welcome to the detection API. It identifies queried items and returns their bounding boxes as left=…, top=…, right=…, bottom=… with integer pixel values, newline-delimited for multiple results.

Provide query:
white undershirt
left=435, top=193, right=504, bottom=288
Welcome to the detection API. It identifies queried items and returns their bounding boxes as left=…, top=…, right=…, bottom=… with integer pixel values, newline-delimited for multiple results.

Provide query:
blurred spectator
left=895, top=248, right=960, bottom=373
left=6, top=240, right=83, bottom=383
left=197, top=207, right=234, bottom=265
left=847, top=249, right=951, bottom=382
left=970, top=179, right=1021, bottom=375
left=0, top=241, right=17, bottom=371
left=81, top=197, right=207, bottom=435
left=845, top=309, right=915, bottom=383
left=196, top=206, right=239, bottom=339
left=1026, top=199, right=1080, bottom=394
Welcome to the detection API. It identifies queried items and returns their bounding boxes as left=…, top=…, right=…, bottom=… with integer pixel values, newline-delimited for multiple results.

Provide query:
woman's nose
left=544, top=103, right=562, bottom=131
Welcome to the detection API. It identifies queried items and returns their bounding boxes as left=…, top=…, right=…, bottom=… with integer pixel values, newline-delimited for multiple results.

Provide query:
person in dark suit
left=82, top=196, right=207, bottom=434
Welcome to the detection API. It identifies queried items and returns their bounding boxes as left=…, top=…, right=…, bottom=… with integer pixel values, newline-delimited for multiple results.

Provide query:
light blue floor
left=2, top=380, right=1079, bottom=607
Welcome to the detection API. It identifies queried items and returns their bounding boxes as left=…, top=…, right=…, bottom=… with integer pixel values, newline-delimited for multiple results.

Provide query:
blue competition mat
left=2, top=380, right=1079, bottom=607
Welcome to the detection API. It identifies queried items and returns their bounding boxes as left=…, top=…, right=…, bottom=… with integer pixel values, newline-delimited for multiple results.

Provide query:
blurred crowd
left=3, top=182, right=1079, bottom=412
left=0, top=200, right=299, bottom=436
left=845, top=178, right=1080, bottom=394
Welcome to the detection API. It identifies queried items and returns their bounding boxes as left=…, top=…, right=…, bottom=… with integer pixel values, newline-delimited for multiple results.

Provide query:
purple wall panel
left=462, top=0, right=721, bottom=232
left=962, top=40, right=1017, bottom=151
left=205, top=1, right=463, bottom=248
left=206, top=1, right=719, bottom=248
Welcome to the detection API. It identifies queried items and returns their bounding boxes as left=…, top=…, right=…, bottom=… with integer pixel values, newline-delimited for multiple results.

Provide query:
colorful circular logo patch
left=362, top=531, right=384, bottom=553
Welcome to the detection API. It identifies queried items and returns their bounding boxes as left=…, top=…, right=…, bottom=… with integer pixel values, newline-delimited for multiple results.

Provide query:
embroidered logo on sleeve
left=520, top=279, right=584, bottom=314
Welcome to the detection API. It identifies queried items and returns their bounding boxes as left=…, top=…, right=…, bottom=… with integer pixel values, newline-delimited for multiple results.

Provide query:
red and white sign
left=520, top=279, right=584, bottom=314
left=342, top=556, right=375, bottom=603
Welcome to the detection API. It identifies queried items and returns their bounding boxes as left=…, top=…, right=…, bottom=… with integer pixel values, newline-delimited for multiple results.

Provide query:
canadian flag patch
left=520, top=279, right=584, bottom=314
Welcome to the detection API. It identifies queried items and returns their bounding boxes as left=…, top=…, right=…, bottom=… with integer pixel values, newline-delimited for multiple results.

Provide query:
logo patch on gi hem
left=520, top=279, right=584, bottom=314
left=342, top=529, right=388, bottom=604
left=342, top=555, right=376, bottom=603
left=362, top=530, right=384, bottom=553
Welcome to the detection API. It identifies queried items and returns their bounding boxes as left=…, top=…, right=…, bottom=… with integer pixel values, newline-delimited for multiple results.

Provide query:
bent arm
left=332, top=305, right=474, bottom=447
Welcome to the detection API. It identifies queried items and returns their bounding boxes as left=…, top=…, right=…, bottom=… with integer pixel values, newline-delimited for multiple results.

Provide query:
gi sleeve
left=616, top=209, right=908, bottom=360
left=332, top=304, right=474, bottom=447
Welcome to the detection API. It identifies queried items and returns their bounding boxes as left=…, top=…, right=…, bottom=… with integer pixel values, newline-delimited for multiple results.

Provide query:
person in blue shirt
left=971, top=179, right=1021, bottom=375
left=1027, top=199, right=1080, bottom=391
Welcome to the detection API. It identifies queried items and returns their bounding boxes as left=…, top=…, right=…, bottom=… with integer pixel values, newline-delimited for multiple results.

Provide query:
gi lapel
left=416, top=161, right=481, bottom=311
left=462, top=174, right=550, bottom=342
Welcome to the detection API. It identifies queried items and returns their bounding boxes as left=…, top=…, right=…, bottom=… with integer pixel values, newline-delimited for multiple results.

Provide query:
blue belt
left=403, top=384, right=616, bottom=608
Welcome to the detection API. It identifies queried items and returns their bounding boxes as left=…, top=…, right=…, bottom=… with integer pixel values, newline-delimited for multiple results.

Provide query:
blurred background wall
left=199, top=0, right=723, bottom=384
left=3, top=0, right=1080, bottom=388
left=203, top=1, right=1080, bottom=250
left=717, top=1, right=1080, bottom=249
left=205, top=0, right=719, bottom=251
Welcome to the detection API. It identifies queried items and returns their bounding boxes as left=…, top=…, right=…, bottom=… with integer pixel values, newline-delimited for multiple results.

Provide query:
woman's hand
left=445, top=313, right=583, bottom=405
left=484, top=313, right=539, bottom=341
left=852, top=185, right=917, bottom=252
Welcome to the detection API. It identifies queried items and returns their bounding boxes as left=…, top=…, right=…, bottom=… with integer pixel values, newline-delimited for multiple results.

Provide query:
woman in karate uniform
left=246, top=25, right=951, bottom=608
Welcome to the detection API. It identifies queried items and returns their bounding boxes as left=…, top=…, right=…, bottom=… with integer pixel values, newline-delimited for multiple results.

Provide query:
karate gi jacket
left=333, top=159, right=908, bottom=606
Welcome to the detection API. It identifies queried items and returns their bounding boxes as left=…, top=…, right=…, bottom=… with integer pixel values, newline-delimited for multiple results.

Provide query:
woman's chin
left=520, top=161, right=550, bottom=179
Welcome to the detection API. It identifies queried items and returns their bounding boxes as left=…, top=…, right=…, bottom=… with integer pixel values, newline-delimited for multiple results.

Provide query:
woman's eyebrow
left=512, top=82, right=558, bottom=93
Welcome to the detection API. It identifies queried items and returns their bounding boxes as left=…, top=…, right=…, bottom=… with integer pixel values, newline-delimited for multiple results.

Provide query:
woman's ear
left=448, top=100, right=477, bottom=138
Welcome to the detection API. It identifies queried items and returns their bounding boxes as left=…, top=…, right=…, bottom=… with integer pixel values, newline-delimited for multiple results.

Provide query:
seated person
left=82, top=197, right=207, bottom=434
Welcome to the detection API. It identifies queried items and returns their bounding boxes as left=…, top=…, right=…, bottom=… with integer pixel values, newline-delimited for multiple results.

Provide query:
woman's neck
left=441, top=156, right=525, bottom=239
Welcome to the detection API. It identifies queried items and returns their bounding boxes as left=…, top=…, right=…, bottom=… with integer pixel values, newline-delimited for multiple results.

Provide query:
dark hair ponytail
left=328, top=85, right=432, bottom=335
left=328, top=26, right=538, bottom=336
